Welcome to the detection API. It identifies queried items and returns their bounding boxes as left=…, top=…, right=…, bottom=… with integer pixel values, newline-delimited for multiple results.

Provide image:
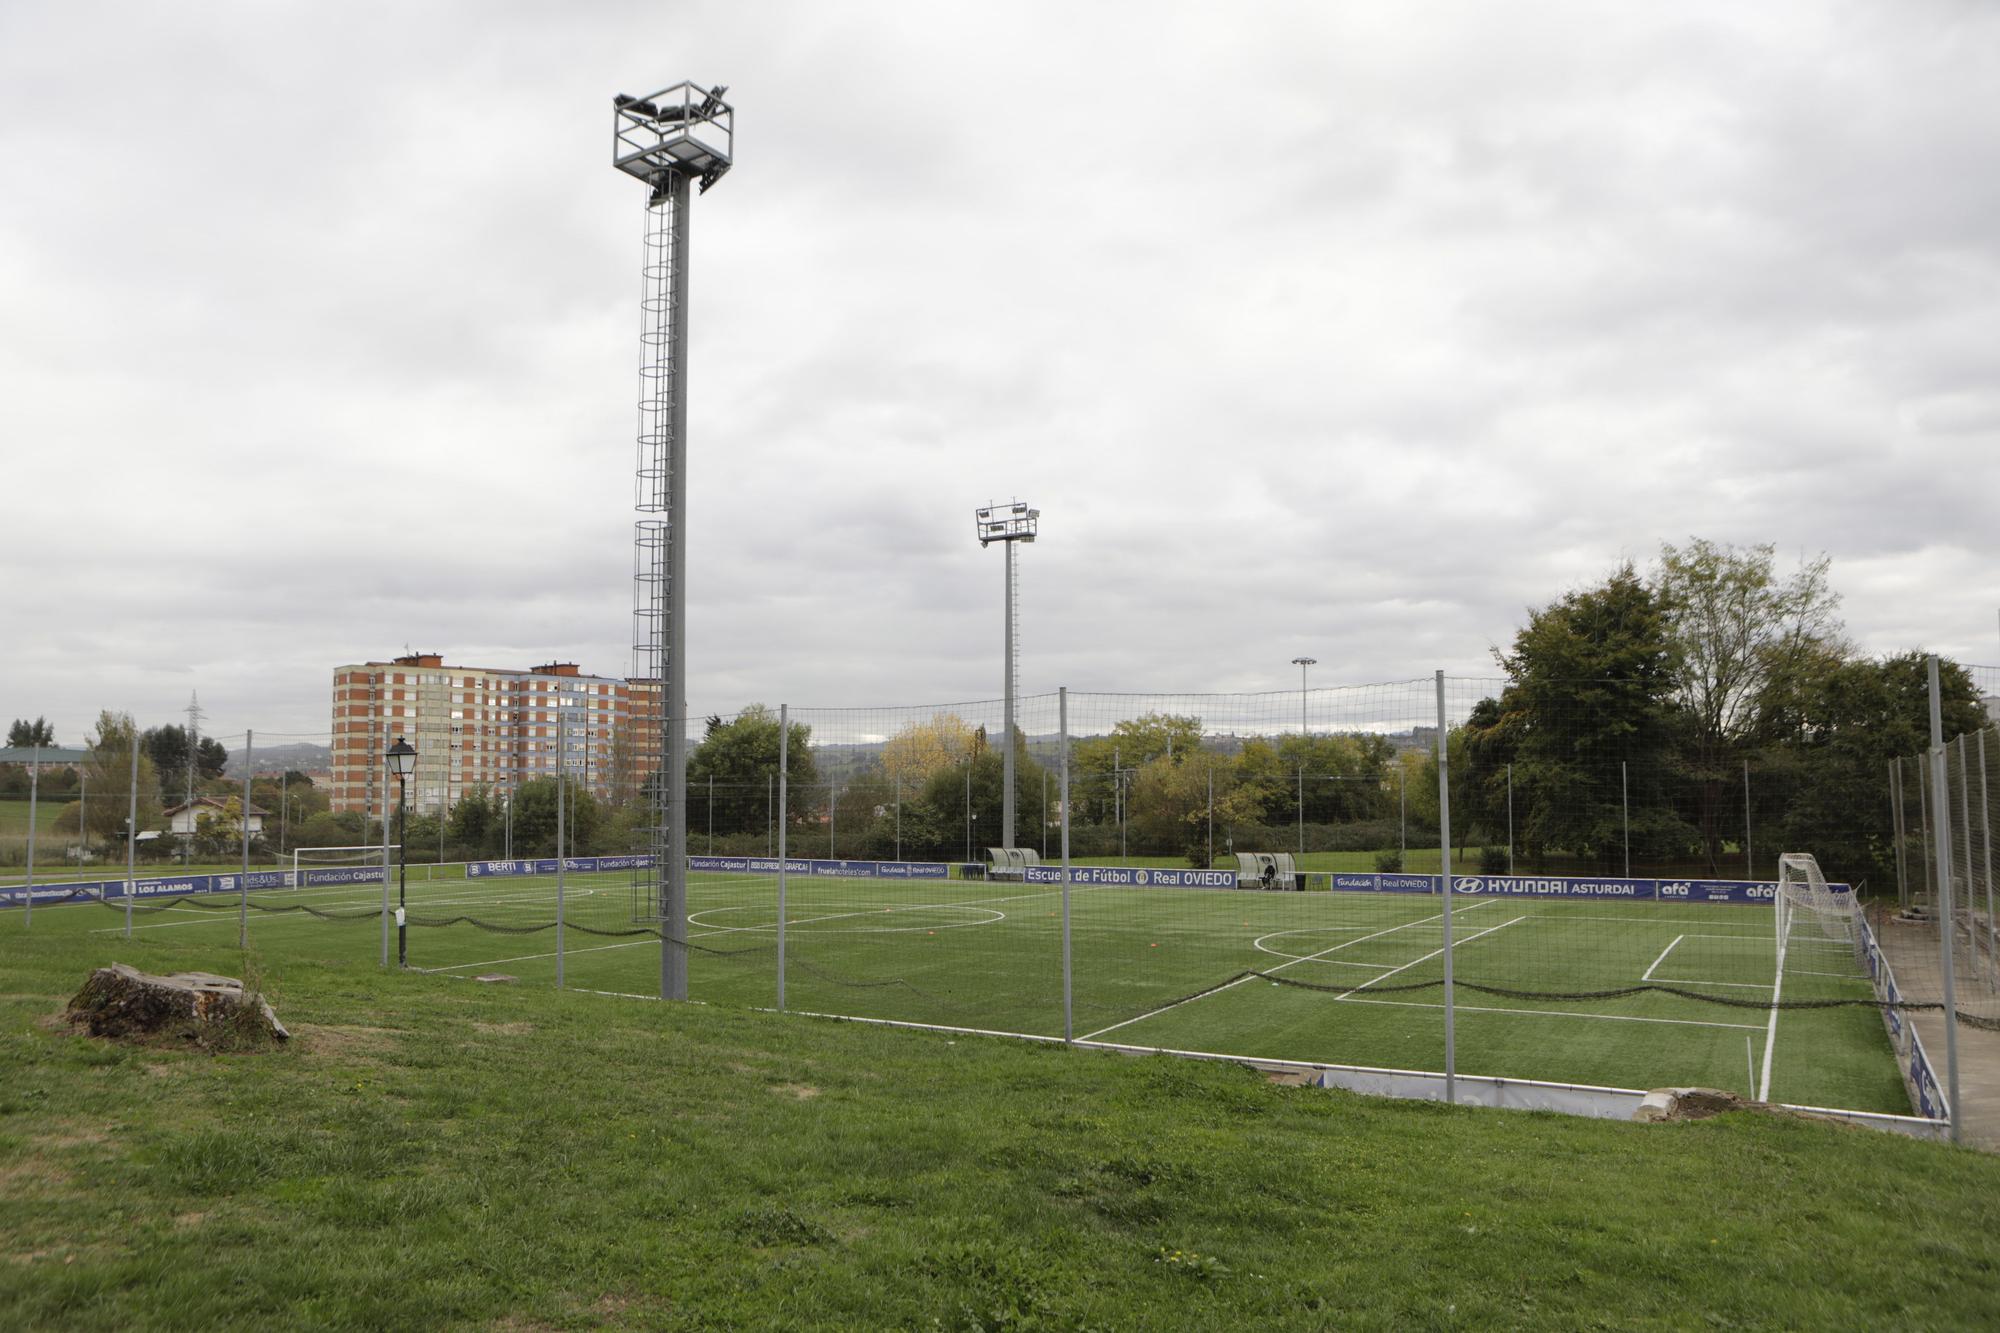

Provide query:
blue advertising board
left=1024, top=865, right=1237, bottom=889
left=1329, top=873, right=1440, bottom=894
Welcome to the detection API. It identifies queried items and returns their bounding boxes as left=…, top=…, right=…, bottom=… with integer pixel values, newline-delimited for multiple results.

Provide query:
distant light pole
left=387, top=737, right=417, bottom=967
left=1291, top=657, right=1315, bottom=737
left=1291, top=657, right=1315, bottom=857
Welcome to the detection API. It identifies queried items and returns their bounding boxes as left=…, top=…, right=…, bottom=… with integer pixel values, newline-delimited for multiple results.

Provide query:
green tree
left=1487, top=563, right=1694, bottom=870
left=7, top=717, right=55, bottom=748
left=447, top=786, right=498, bottom=856
left=79, top=711, right=162, bottom=845
left=1125, top=751, right=1255, bottom=865
left=1072, top=713, right=1203, bottom=825
left=1751, top=652, right=1984, bottom=884
left=1654, top=539, right=1845, bottom=873
left=508, top=777, right=602, bottom=857
left=685, top=706, right=818, bottom=836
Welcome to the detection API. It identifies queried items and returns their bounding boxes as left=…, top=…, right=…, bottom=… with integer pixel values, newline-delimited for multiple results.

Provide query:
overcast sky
left=2, top=0, right=1996, bottom=747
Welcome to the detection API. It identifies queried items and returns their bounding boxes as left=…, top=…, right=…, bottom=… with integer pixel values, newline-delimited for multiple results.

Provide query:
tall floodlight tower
left=612, top=82, right=733, bottom=1002
left=976, top=501, right=1039, bottom=850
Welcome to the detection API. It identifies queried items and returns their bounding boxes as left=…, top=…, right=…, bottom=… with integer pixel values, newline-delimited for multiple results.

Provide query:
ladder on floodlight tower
left=613, top=82, right=733, bottom=1002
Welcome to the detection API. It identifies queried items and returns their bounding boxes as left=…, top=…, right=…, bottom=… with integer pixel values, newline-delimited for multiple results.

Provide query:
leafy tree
left=78, top=711, right=162, bottom=844
left=685, top=706, right=817, bottom=836
left=1486, top=564, right=1694, bottom=870
left=1654, top=539, right=1845, bottom=872
left=293, top=809, right=372, bottom=849
left=447, top=786, right=498, bottom=855
left=7, top=717, right=55, bottom=748
left=1125, top=751, right=1255, bottom=865
left=508, top=777, right=602, bottom=856
left=1752, top=652, right=1984, bottom=884
left=1071, top=713, right=1204, bottom=825
left=192, top=797, right=248, bottom=859
left=1271, top=733, right=1396, bottom=825
left=879, top=713, right=980, bottom=789
left=142, top=725, right=229, bottom=797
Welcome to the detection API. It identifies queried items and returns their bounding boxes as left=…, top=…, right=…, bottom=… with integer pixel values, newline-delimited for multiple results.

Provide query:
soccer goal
left=291, top=845, right=396, bottom=888
left=1776, top=851, right=1860, bottom=954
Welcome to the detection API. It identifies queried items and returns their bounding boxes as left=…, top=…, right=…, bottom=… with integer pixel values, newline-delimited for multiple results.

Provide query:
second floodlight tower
left=976, top=501, right=1039, bottom=850
left=613, top=81, right=733, bottom=1002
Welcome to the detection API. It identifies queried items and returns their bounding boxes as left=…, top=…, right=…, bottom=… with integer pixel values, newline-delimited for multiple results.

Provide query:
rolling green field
left=16, top=866, right=1908, bottom=1115
left=1, top=898, right=1995, bottom=1329
left=0, top=799, right=70, bottom=837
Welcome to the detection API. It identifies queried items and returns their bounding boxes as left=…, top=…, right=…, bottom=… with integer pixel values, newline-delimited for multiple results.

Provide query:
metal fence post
left=1919, top=755, right=1935, bottom=907
left=777, top=705, right=788, bottom=1013
left=1743, top=759, right=1753, bottom=879
left=23, top=747, right=38, bottom=928
left=240, top=730, right=252, bottom=949
left=1435, top=671, right=1455, bottom=1105
left=1621, top=759, right=1630, bottom=879
left=1206, top=767, right=1214, bottom=868
left=556, top=716, right=566, bottom=990
left=1980, top=729, right=1996, bottom=988
left=1504, top=762, right=1513, bottom=875
left=1927, top=655, right=1962, bottom=1143
left=124, top=736, right=137, bottom=940
left=1890, top=759, right=1910, bottom=913
left=1060, top=687, right=1072, bottom=1043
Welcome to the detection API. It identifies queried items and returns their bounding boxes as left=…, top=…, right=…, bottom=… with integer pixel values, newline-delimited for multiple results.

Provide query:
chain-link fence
left=8, top=661, right=1998, bottom=1133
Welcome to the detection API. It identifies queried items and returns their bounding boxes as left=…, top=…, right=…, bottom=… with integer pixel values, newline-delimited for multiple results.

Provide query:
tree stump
left=66, top=963, right=288, bottom=1046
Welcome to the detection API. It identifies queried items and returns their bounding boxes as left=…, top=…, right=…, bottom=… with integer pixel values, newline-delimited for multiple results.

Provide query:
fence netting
left=8, top=664, right=1998, bottom=1131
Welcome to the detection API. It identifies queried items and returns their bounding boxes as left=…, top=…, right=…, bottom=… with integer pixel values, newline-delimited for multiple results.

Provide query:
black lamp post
left=387, top=736, right=417, bottom=967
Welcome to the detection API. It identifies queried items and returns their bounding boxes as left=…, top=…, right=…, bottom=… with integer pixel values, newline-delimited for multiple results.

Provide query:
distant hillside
left=224, top=741, right=332, bottom=777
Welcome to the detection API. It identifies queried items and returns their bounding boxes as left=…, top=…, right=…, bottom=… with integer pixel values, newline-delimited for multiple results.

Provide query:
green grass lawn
left=2, top=904, right=1997, bottom=1330
left=0, top=798, right=71, bottom=837
left=19, top=869, right=1910, bottom=1115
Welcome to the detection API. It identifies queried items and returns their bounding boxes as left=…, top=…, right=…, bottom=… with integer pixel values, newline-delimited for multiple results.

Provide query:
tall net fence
left=10, top=663, right=1999, bottom=1132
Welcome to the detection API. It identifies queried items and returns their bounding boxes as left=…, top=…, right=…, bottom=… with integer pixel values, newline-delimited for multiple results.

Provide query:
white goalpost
left=292, top=845, right=397, bottom=888
left=1775, top=851, right=1860, bottom=953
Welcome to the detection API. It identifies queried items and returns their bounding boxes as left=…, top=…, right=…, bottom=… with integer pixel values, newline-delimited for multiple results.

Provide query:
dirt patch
left=173, top=1211, right=207, bottom=1230
left=34, top=1127, right=108, bottom=1150
left=295, top=1024, right=398, bottom=1060
left=1265, top=1070, right=1314, bottom=1087
left=472, top=1021, right=535, bottom=1037
left=770, top=1083, right=820, bottom=1100
left=0, top=1157, right=71, bottom=1192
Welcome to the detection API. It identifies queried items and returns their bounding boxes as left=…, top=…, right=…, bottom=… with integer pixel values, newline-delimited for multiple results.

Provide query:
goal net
left=292, top=845, right=395, bottom=888
left=1776, top=851, right=1860, bottom=958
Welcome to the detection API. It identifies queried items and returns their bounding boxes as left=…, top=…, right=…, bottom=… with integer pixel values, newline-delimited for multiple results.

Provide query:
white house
left=164, top=796, right=269, bottom=838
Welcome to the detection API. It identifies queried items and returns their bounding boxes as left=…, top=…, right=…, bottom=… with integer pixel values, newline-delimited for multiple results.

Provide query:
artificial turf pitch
left=21, top=868, right=1908, bottom=1115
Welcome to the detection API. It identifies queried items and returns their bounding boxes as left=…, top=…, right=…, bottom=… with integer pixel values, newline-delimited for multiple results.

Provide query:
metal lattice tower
left=976, top=502, right=1039, bottom=849
left=614, top=81, right=733, bottom=1002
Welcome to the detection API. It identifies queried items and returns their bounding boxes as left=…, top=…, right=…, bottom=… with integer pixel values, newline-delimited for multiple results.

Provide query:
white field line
left=1077, top=900, right=1500, bottom=1042
left=1330, top=916, right=1527, bottom=1001
left=1653, top=978, right=1770, bottom=991
left=1642, top=935, right=1685, bottom=981
left=1333, top=995, right=1766, bottom=1032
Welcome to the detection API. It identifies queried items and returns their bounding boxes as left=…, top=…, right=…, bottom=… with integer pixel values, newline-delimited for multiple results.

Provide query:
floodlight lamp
left=1292, top=657, right=1317, bottom=668
left=387, top=737, right=418, bottom=778
left=974, top=500, right=1040, bottom=546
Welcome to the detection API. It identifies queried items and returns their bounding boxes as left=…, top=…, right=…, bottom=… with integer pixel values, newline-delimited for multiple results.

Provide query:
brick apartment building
left=330, top=653, right=659, bottom=816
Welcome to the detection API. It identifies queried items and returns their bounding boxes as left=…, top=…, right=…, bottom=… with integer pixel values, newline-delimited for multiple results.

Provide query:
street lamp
left=387, top=737, right=417, bottom=967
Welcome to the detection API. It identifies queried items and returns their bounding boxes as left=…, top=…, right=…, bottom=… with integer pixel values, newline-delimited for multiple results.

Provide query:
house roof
left=164, top=795, right=272, bottom=817
left=0, top=747, right=89, bottom=764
